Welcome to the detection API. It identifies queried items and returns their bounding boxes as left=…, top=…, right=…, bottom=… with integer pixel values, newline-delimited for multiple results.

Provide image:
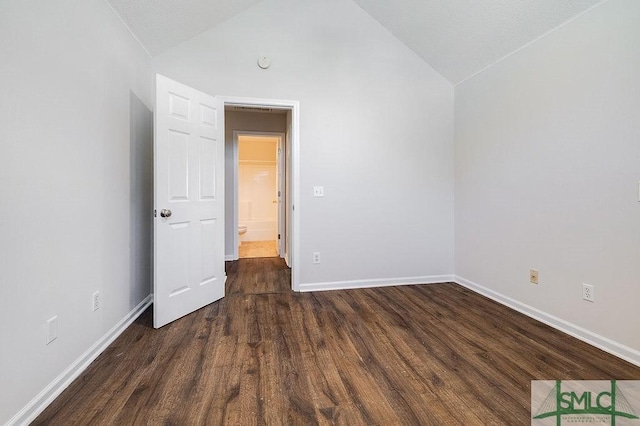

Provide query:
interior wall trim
left=454, top=275, right=640, bottom=368
left=7, top=295, right=153, bottom=426
left=299, top=275, right=455, bottom=293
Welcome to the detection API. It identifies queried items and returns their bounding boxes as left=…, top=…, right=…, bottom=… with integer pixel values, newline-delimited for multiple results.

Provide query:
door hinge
left=278, top=190, right=281, bottom=197
left=154, top=209, right=157, bottom=217
left=278, top=234, right=281, bottom=240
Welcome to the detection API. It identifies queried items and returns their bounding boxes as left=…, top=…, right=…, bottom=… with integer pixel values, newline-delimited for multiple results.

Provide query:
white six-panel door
left=154, top=74, right=225, bottom=328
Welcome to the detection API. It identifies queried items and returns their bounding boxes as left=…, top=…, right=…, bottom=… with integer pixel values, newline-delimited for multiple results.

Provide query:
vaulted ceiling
left=106, top=0, right=606, bottom=84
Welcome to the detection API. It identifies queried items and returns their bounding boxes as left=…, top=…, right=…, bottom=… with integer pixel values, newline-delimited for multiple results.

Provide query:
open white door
left=154, top=74, right=225, bottom=328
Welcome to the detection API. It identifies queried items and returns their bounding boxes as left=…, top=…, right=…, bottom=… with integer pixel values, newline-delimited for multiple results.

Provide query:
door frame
left=221, top=96, right=300, bottom=291
left=232, top=130, right=286, bottom=261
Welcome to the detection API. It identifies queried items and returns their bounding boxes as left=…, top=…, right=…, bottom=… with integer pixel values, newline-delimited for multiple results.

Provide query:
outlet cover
left=582, top=283, right=595, bottom=302
left=313, top=252, right=320, bottom=264
left=530, top=269, right=539, bottom=284
left=92, top=291, right=100, bottom=311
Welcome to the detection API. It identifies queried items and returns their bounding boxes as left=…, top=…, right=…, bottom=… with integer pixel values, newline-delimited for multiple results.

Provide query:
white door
left=154, top=74, right=225, bottom=329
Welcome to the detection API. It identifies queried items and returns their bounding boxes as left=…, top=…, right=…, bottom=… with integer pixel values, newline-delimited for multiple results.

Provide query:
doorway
left=236, top=133, right=284, bottom=259
left=222, top=98, right=299, bottom=291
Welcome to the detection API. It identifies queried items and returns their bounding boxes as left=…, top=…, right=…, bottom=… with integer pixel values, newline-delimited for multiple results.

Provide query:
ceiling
left=106, top=0, right=263, bottom=57
left=106, top=0, right=607, bottom=84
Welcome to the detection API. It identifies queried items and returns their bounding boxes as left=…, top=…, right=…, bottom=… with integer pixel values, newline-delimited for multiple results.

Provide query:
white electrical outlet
left=92, top=291, right=100, bottom=311
left=530, top=269, right=539, bottom=284
left=46, top=316, right=58, bottom=345
left=313, top=252, right=321, bottom=264
left=582, top=283, right=595, bottom=302
left=313, top=186, right=324, bottom=197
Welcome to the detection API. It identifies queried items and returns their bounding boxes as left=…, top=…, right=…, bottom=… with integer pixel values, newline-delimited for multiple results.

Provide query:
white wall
left=0, top=0, right=153, bottom=423
left=154, top=0, right=455, bottom=287
left=455, top=0, right=640, bottom=360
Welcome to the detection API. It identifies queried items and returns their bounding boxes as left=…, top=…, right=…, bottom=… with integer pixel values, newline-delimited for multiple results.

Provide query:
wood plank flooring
left=34, top=258, right=640, bottom=425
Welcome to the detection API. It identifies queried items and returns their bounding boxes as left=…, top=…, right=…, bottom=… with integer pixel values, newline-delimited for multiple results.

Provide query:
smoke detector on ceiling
left=257, top=56, right=271, bottom=69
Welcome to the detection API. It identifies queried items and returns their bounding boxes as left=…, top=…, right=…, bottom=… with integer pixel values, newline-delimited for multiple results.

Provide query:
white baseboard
left=299, top=274, right=454, bottom=292
left=8, top=295, right=153, bottom=426
left=225, top=254, right=237, bottom=261
left=454, top=275, right=640, bottom=368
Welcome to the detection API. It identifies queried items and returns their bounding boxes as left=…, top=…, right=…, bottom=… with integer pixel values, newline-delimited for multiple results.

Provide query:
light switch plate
left=313, top=186, right=324, bottom=197
left=46, top=316, right=58, bottom=345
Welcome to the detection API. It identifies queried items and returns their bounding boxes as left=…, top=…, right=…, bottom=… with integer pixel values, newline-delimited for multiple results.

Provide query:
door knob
left=160, top=209, right=172, bottom=218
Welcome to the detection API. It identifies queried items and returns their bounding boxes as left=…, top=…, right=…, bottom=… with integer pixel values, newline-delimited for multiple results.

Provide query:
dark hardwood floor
left=34, top=258, right=640, bottom=425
